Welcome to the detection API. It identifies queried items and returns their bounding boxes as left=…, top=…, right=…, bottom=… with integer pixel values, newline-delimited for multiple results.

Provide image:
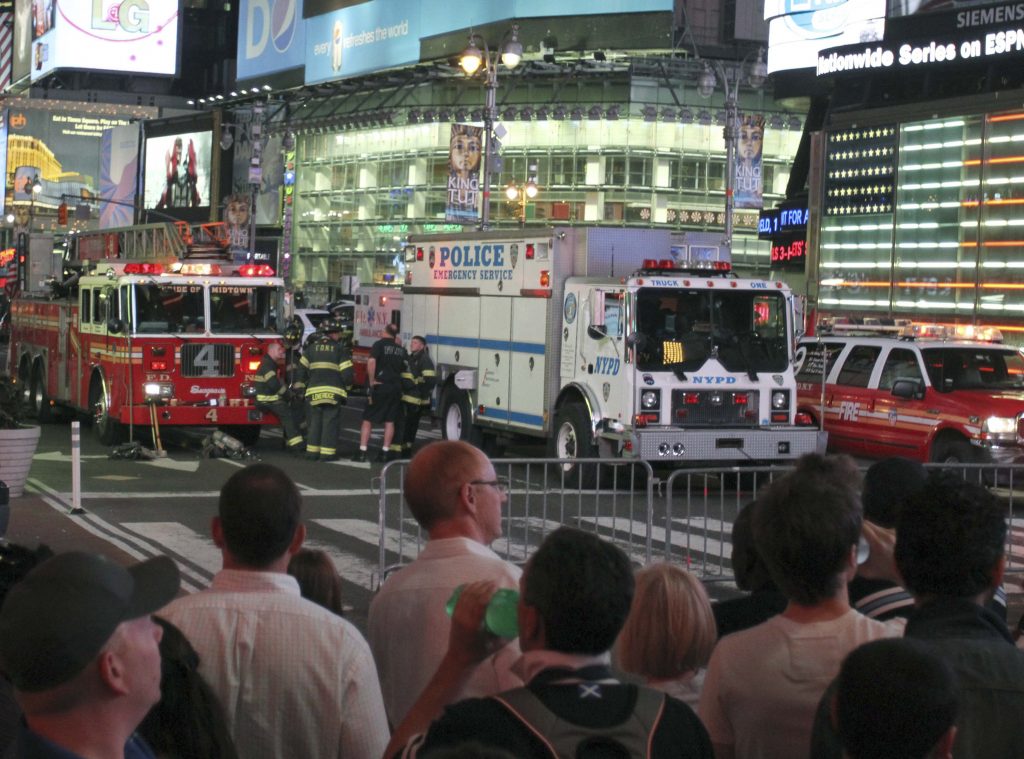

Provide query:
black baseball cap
left=0, top=552, right=180, bottom=692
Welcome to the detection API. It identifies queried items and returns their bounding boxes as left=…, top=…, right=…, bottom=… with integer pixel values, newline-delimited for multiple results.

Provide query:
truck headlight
left=143, top=382, right=173, bottom=399
left=983, top=416, right=1016, bottom=435
left=641, top=390, right=660, bottom=410
left=771, top=390, right=789, bottom=410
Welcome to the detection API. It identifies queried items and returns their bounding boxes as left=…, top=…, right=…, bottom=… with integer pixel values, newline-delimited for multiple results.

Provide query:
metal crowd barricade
left=659, top=466, right=790, bottom=581
left=373, top=456, right=1024, bottom=592
left=374, top=458, right=655, bottom=590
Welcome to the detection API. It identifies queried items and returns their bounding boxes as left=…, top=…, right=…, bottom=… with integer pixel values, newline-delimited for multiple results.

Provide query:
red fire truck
left=7, top=222, right=287, bottom=445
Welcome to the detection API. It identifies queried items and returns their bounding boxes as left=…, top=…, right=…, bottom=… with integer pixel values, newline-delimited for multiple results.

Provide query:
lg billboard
left=26, top=0, right=181, bottom=82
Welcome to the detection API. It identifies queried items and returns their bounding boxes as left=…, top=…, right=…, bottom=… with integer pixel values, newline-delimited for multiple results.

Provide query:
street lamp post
left=505, top=164, right=539, bottom=224
left=459, top=25, right=523, bottom=229
left=699, top=49, right=766, bottom=252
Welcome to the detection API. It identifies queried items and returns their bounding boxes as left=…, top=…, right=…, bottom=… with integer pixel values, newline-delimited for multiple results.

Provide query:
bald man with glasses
left=368, top=441, right=523, bottom=726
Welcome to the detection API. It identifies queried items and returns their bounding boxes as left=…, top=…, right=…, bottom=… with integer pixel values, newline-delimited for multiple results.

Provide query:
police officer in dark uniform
left=299, top=318, right=353, bottom=461
left=353, top=323, right=407, bottom=462
left=254, top=340, right=305, bottom=454
left=399, top=335, right=436, bottom=456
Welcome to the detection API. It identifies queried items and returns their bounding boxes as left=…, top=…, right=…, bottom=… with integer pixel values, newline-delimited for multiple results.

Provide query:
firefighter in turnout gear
left=282, top=321, right=307, bottom=434
left=255, top=341, right=305, bottom=453
left=300, top=318, right=354, bottom=461
left=399, top=335, right=436, bottom=455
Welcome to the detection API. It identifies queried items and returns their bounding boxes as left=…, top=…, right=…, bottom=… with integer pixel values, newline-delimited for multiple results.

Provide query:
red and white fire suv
left=796, top=321, right=1024, bottom=464
left=7, top=222, right=287, bottom=444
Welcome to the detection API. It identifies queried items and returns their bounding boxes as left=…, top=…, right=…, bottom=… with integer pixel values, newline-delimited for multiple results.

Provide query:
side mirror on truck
left=587, top=290, right=607, bottom=340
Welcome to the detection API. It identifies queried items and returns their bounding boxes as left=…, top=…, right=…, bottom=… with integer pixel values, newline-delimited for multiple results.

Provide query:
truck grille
left=180, top=344, right=235, bottom=378
left=670, top=389, right=759, bottom=427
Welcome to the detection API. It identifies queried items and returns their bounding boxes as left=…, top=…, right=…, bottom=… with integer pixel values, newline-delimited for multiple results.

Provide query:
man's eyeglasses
left=469, top=477, right=510, bottom=497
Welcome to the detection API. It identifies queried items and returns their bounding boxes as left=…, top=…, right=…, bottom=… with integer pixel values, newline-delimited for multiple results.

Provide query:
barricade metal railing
left=373, top=457, right=1024, bottom=591
left=374, top=458, right=654, bottom=589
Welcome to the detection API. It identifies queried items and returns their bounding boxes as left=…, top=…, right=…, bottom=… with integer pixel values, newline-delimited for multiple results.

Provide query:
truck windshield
left=921, top=347, right=1024, bottom=391
left=210, top=285, right=280, bottom=334
left=633, top=289, right=789, bottom=373
left=130, top=283, right=204, bottom=334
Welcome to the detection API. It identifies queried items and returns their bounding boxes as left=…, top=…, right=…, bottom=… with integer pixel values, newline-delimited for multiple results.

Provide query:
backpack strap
left=492, top=684, right=667, bottom=759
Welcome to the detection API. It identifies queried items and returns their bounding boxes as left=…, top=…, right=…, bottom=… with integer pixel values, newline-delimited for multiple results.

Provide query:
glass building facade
left=288, top=76, right=804, bottom=302
left=817, top=109, right=1024, bottom=336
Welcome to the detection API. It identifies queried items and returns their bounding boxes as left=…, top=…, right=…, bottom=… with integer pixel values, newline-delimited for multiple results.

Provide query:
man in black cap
left=0, top=551, right=180, bottom=758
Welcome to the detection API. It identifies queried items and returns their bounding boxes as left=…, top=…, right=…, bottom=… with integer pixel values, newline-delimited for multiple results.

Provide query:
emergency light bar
left=898, top=323, right=1004, bottom=343
left=238, top=264, right=275, bottom=277
left=123, top=263, right=164, bottom=275
left=174, top=263, right=223, bottom=276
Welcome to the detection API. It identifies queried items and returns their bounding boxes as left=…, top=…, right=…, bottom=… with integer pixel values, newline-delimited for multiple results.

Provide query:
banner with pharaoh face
left=735, top=114, right=765, bottom=210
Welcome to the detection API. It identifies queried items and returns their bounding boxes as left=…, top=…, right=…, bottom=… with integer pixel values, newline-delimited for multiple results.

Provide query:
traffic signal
left=57, top=203, right=68, bottom=226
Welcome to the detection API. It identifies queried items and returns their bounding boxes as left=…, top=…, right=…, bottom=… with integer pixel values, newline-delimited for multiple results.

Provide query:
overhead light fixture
left=543, top=50, right=556, bottom=64
left=552, top=105, right=567, bottom=120
left=697, top=109, right=713, bottom=125
left=768, top=114, right=784, bottom=129
left=535, top=106, right=549, bottom=121
left=678, top=108, right=694, bottom=124
left=501, top=24, right=523, bottom=68
left=219, top=126, right=234, bottom=151
left=789, top=115, right=803, bottom=130
left=641, top=105, right=657, bottom=122
left=262, top=84, right=273, bottom=91
left=520, top=106, right=534, bottom=121
left=593, top=51, right=607, bottom=62
left=661, top=107, right=676, bottom=122
left=470, top=108, right=483, bottom=121
left=460, top=37, right=483, bottom=75
left=438, top=109, right=451, bottom=122
left=747, top=48, right=767, bottom=89
left=698, top=64, right=717, bottom=98
left=605, top=105, right=620, bottom=120
left=422, top=110, right=436, bottom=123
left=187, top=99, right=195, bottom=106
left=587, top=105, right=602, bottom=121
left=408, top=109, right=421, bottom=124
left=570, top=107, right=584, bottom=121
left=230, top=91, right=238, bottom=97
left=455, top=108, right=468, bottom=122
left=502, top=106, right=516, bottom=121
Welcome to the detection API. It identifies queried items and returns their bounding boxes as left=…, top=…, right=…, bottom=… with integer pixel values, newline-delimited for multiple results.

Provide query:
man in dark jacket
left=353, top=323, right=407, bottom=463
left=400, top=335, right=436, bottom=456
left=300, top=319, right=353, bottom=461
left=255, top=341, right=305, bottom=454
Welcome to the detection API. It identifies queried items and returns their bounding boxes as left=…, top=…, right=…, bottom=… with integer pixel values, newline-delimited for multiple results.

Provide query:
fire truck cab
left=8, top=222, right=287, bottom=445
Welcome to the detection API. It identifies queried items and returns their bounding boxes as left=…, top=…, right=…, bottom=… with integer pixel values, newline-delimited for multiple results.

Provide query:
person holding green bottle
left=368, top=441, right=523, bottom=726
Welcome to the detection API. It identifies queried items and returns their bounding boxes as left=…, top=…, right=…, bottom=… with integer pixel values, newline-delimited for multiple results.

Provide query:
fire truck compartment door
left=509, top=297, right=547, bottom=431
left=476, top=297, right=512, bottom=422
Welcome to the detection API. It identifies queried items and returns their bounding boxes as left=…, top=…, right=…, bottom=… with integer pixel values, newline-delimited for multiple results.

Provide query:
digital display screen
left=769, top=236, right=807, bottom=270
left=142, top=131, right=213, bottom=212
left=30, top=0, right=180, bottom=82
left=758, top=207, right=809, bottom=240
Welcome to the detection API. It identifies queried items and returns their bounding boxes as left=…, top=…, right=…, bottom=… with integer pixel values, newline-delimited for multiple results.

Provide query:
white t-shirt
left=368, top=536, right=523, bottom=725
left=698, top=609, right=902, bottom=759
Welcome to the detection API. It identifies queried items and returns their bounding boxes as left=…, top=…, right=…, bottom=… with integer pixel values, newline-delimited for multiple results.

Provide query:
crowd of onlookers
left=0, top=441, right=1021, bottom=758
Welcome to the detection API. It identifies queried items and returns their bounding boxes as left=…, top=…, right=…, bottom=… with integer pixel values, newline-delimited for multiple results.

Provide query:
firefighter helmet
left=282, top=323, right=303, bottom=346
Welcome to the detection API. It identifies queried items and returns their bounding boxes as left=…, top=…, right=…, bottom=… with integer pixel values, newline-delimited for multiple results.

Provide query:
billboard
left=238, top=0, right=305, bottom=81
left=143, top=131, right=213, bottom=212
left=99, top=124, right=141, bottom=229
left=30, top=0, right=180, bottom=82
left=12, top=0, right=31, bottom=84
left=765, top=0, right=886, bottom=74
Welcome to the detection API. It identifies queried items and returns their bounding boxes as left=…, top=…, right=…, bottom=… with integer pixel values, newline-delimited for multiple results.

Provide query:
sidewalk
left=5, top=490, right=138, bottom=565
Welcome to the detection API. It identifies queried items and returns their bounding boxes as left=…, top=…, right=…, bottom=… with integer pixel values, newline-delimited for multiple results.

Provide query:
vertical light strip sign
left=0, top=108, right=8, bottom=218
left=31, top=0, right=180, bottom=82
left=237, top=0, right=305, bottom=81
left=304, top=0, right=421, bottom=85
left=764, top=0, right=886, bottom=75
left=99, top=123, right=141, bottom=230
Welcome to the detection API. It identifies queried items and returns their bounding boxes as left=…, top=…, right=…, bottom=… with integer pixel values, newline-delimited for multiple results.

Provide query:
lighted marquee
left=824, top=126, right=897, bottom=217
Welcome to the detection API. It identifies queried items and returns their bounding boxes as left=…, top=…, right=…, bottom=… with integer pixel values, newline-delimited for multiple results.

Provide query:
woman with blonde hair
left=615, top=562, right=717, bottom=709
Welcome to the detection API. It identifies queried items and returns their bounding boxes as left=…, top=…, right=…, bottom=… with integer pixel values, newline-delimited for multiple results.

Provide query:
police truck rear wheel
left=550, top=403, right=599, bottom=489
left=440, top=388, right=481, bottom=445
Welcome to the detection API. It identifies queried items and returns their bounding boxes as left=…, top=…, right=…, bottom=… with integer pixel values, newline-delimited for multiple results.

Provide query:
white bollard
left=70, top=421, right=84, bottom=515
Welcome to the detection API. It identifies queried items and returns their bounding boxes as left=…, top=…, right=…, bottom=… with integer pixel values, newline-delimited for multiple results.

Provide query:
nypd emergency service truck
left=401, top=227, right=819, bottom=475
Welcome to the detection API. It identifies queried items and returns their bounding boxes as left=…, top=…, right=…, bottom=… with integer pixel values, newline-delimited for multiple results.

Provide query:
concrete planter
left=0, top=425, right=41, bottom=498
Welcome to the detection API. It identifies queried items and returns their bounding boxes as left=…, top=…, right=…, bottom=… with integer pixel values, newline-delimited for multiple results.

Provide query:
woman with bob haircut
left=615, top=562, right=717, bottom=708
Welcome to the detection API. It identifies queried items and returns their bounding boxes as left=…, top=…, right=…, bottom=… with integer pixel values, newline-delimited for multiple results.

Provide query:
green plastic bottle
left=445, top=584, right=520, bottom=638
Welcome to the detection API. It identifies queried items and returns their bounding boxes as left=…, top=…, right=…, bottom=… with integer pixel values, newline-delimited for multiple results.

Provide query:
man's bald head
left=403, top=441, right=487, bottom=531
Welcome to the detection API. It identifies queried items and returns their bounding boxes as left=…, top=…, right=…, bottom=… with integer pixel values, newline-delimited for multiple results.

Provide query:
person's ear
left=97, top=649, right=129, bottom=696
left=211, top=516, right=224, bottom=548
left=930, top=725, right=957, bottom=759
left=288, top=523, right=307, bottom=555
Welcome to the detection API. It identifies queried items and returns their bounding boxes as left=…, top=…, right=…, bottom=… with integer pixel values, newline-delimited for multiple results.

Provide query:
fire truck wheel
left=440, top=388, right=481, bottom=445
left=31, top=362, right=53, bottom=423
left=17, top=357, right=32, bottom=408
left=219, top=425, right=261, bottom=447
left=90, top=379, right=123, bottom=446
left=930, top=436, right=975, bottom=465
left=549, top=402, right=600, bottom=489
